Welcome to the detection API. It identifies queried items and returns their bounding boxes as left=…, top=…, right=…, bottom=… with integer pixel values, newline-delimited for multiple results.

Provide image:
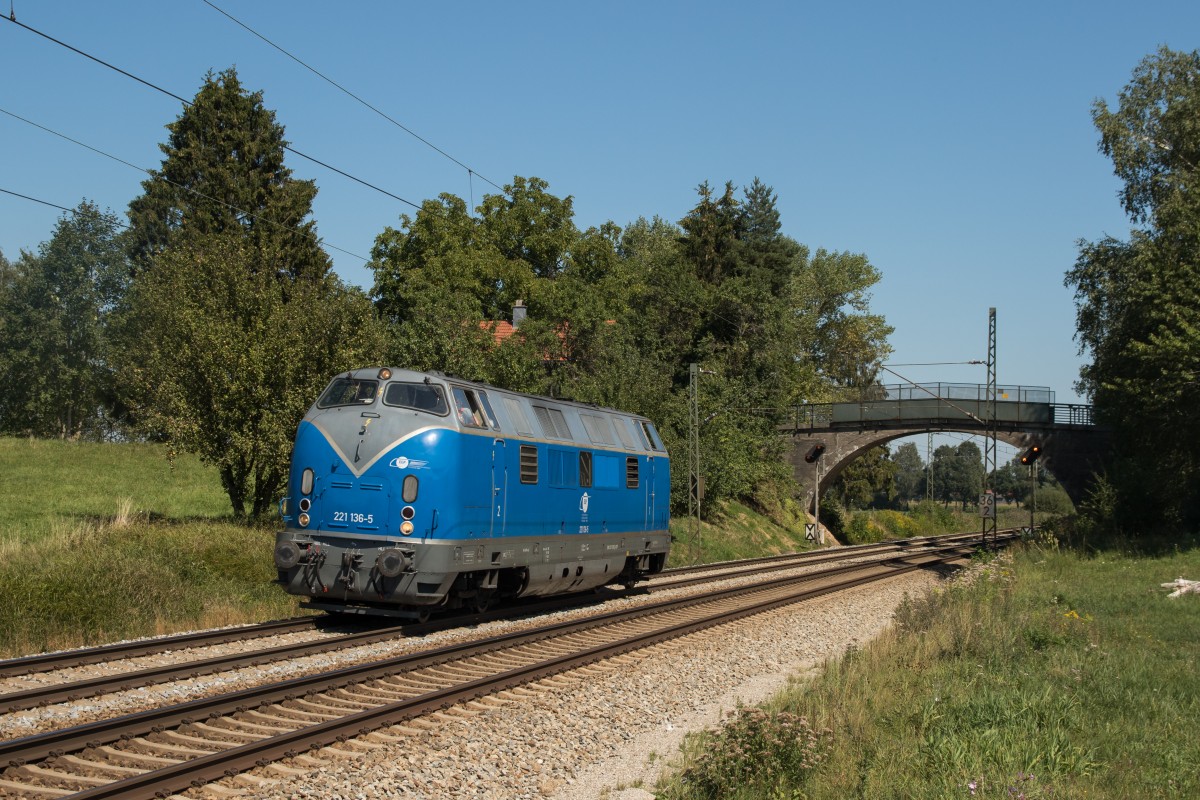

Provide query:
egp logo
left=579, top=492, right=590, bottom=513
left=388, top=457, right=429, bottom=470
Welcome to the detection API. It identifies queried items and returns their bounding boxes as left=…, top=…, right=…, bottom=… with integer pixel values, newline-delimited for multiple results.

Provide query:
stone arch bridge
left=777, top=384, right=1109, bottom=512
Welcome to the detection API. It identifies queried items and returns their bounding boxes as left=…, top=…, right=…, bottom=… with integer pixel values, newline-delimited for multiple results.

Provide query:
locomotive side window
left=383, top=382, right=449, bottom=415
left=452, top=387, right=487, bottom=428
left=520, top=445, right=538, bottom=484
left=626, top=457, right=640, bottom=489
left=640, top=421, right=665, bottom=451
left=476, top=391, right=500, bottom=429
left=579, top=452, right=593, bottom=488
left=318, top=377, right=378, bottom=408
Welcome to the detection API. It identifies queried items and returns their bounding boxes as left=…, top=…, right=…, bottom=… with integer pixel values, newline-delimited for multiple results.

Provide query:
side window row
left=519, top=446, right=639, bottom=489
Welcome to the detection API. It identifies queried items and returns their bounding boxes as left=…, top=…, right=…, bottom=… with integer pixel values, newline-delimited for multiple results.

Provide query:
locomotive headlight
left=299, top=498, right=311, bottom=512
left=298, top=512, right=310, bottom=528
left=301, top=469, right=314, bottom=495
left=400, top=521, right=414, bottom=535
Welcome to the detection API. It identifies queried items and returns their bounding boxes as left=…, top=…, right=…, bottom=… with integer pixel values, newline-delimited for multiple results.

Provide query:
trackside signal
left=1020, top=445, right=1042, bottom=465
left=805, top=443, right=826, bottom=463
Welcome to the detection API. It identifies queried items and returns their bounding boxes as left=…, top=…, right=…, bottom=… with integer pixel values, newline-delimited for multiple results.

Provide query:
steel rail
left=657, top=529, right=1014, bottom=582
left=63, top=546, right=986, bottom=800
left=0, top=538, right=1004, bottom=772
left=0, top=617, right=319, bottom=679
left=0, top=530, right=1012, bottom=714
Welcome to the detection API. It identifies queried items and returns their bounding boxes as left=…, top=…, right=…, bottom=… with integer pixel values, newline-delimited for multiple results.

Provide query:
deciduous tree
left=0, top=202, right=127, bottom=439
left=117, top=233, right=381, bottom=517
left=1066, top=46, right=1200, bottom=530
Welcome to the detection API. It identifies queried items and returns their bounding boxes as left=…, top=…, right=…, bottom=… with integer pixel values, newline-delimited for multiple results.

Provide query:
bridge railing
left=1050, top=404, right=1095, bottom=426
left=869, top=383, right=1055, bottom=403
left=778, top=398, right=1094, bottom=432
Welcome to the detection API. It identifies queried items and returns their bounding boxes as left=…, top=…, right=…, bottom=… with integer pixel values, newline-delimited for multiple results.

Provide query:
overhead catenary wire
left=0, top=186, right=131, bottom=229
left=200, top=0, right=507, bottom=198
left=0, top=106, right=369, bottom=262
left=1, top=13, right=421, bottom=211
left=4, top=10, right=814, bottom=344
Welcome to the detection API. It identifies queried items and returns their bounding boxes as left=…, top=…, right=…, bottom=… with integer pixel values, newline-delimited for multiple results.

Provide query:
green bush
left=664, top=706, right=832, bottom=799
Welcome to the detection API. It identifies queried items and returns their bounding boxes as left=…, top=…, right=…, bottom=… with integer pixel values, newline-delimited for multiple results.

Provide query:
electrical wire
left=1, top=13, right=421, bottom=211
left=0, top=186, right=130, bottom=229
left=883, top=360, right=984, bottom=366
left=0, top=106, right=369, bottom=262
left=200, top=0, right=506, bottom=198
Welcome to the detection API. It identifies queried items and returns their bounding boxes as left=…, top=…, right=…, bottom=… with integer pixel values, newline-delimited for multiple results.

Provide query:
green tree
left=892, top=441, right=926, bottom=506
left=119, top=72, right=381, bottom=517
left=1066, top=46, right=1200, bottom=530
left=831, top=446, right=897, bottom=509
left=369, top=193, right=501, bottom=379
left=990, top=457, right=1028, bottom=506
left=127, top=67, right=330, bottom=284
left=0, top=202, right=127, bottom=439
left=117, top=233, right=381, bottom=517
left=929, top=441, right=984, bottom=509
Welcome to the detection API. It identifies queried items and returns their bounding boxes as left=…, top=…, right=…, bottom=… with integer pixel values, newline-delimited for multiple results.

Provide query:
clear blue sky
left=3, top=0, right=1195, bottom=438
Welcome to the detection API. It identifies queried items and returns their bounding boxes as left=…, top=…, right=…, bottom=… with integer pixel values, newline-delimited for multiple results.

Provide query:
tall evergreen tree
left=127, top=67, right=330, bottom=284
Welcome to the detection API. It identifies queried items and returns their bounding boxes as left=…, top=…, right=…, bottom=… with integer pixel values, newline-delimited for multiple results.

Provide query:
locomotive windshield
left=317, top=377, right=378, bottom=408
left=383, top=382, right=450, bottom=415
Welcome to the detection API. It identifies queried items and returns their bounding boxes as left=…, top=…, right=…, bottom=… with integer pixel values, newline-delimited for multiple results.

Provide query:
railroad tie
left=0, top=777, right=73, bottom=797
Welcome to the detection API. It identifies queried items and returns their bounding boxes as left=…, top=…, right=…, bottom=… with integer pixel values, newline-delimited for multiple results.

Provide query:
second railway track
left=0, top=531, right=1006, bottom=718
left=0, top=535, right=1009, bottom=800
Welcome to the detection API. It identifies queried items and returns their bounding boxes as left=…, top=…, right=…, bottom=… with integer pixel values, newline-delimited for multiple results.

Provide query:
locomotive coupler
left=336, top=550, right=364, bottom=590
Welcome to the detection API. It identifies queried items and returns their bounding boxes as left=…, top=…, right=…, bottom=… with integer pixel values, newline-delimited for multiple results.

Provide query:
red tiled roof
left=481, top=320, right=516, bottom=344
left=479, top=318, right=615, bottom=359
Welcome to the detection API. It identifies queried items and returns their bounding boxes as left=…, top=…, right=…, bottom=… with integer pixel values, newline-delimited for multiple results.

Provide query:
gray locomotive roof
left=339, top=367, right=655, bottom=422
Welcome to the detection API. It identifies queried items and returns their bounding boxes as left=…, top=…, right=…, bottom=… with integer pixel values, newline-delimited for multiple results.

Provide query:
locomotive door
left=644, top=457, right=655, bottom=530
left=490, top=438, right=507, bottom=537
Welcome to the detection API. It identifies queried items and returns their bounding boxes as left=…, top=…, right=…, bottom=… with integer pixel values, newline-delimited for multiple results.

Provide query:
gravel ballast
left=216, top=567, right=950, bottom=800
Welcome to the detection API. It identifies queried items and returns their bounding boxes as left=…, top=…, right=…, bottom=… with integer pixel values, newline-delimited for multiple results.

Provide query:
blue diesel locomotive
left=274, top=368, right=671, bottom=618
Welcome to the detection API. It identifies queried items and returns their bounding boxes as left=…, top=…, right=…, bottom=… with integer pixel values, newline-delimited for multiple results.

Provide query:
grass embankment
left=658, top=544, right=1200, bottom=799
left=3, top=439, right=818, bottom=656
left=842, top=500, right=1051, bottom=544
left=668, top=500, right=814, bottom=567
left=0, top=438, right=299, bottom=657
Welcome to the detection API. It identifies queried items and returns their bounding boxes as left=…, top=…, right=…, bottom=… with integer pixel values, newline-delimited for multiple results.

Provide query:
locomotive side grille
left=532, top=405, right=571, bottom=439
left=626, top=457, right=639, bottom=489
left=520, top=445, right=538, bottom=484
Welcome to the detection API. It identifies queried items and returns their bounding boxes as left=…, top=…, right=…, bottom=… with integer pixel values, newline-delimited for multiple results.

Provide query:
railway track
left=0, top=535, right=1010, bottom=799
left=0, top=529, right=1005, bottom=681
left=0, top=531, right=1008, bottom=716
